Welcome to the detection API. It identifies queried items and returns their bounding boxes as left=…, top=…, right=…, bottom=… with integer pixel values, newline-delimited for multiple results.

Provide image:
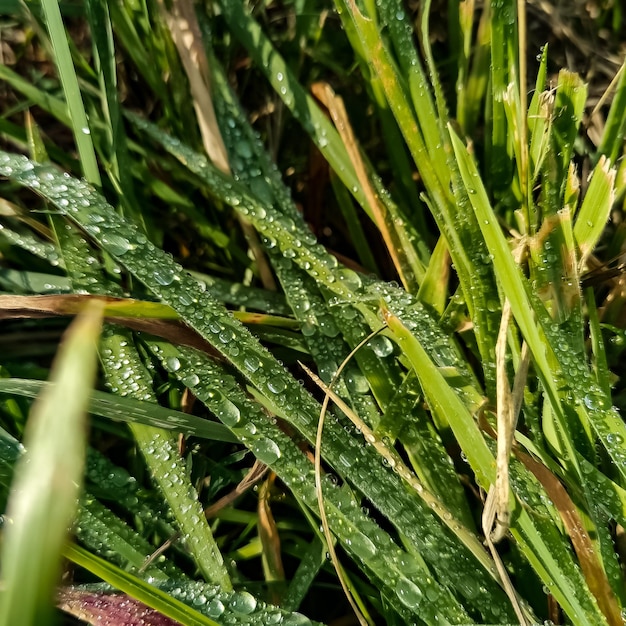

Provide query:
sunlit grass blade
left=416, top=236, right=450, bottom=314
left=449, top=128, right=626, bottom=484
left=334, top=0, right=502, bottom=391
left=40, top=0, right=100, bottom=184
left=0, top=301, right=103, bottom=626
left=574, top=155, right=616, bottom=262
left=598, top=59, right=626, bottom=162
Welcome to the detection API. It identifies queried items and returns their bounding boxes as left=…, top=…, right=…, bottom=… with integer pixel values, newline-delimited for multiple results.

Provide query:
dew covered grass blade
left=0, top=150, right=518, bottom=620
left=0, top=378, right=237, bottom=442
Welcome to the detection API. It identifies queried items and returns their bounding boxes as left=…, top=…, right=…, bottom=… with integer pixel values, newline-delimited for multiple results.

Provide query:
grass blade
left=0, top=301, right=103, bottom=626
left=40, top=0, right=101, bottom=185
left=0, top=378, right=237, bottom=442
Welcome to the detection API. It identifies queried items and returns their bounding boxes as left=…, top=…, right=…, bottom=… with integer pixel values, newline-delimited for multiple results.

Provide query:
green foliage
left=0, top=1, right=625, bottom=625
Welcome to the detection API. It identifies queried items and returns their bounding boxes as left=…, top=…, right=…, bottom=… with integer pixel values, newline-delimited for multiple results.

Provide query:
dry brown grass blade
left=204, top=460, right=268, bottom=518
left=258, top=472, right=286, bottom=604
left=159, top=0, right=229, bottom=174
left=490, top=298, right=515, bottom=543
left=311, top=81, right=410, bottom=290
left=481, top=296, right=529, bottom=625
left=481, top=487, right=530, bottom=625
left=160, top=0, right=276, bottom=291
left=516, top=451, right=623, bottom=626
left=0, top=294, right=220, bottom=356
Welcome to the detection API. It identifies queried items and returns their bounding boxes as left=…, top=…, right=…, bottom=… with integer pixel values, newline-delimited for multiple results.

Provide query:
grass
left=0, top=1, right=625, bottom=624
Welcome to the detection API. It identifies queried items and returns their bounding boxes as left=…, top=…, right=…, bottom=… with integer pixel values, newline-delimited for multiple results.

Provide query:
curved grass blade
left=0, top=301, right=103, bottom=626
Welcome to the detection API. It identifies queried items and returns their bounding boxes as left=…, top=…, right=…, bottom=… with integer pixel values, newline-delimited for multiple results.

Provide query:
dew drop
left=230, top=591, right=257, bottom=614
left=252, top=438, right=281, bottom=464
left=101, top=233, right=131, bottom=256
left=206, top=599, right=225, bottom=618
left=153, top=267, right=177, bottom=286
left=396, top=577, right=423, bottom=609
left=369, top=335, right=394, bottom=357
left=267, top=378, right=286, bottom=394
left=165, top=356, right=181, bottom=372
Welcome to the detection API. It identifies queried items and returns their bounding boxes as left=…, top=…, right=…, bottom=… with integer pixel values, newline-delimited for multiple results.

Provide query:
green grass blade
left=0, top=64, right=70, bottom=125
left=0, top=378, right=238, bottom=442
left=100, top=325, right=233, bottom=590
left=574, top=155, right=616, bottom=261
left=64, top=544, right=220, bottom=626
left=0, top=149, right=561, bottom=621
left=598, top=59, right=626, bottom=162
left=77, top=495, right=184, bottom=582
left=0, top=302, right=103, bottom=626
left=40, top=0, right=101, bottom=185
left=0, top=268, right=71, bottom=293
left=383, top=308, right=609, bottom=624
left=449, top=129, right=626, bottom=483
left=146, top=341, right=480, bottom=623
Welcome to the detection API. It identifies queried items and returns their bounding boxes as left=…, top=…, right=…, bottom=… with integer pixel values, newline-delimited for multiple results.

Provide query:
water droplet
left=345, top=369, right=369, bottom=394
left=267, top=378, right=286, bottom=394
left=214, top=393, right=241, bottom=427
left=165, top=356, right=181, bottom=372
left=349, top=532, right=376, bottom=559
left=101, top=233, right=131, bottom=256
left=369, top=335, right=394, bottom=357
left=282, top=614, right=313, bottom=626
left=337, top=268, right=362, bottom=290
left=206, top=599, right=225, bottom=617
left=252, top=438, right=281, bottom=464
left=235, top=141, right=253, bottom=159
left=606, top=433, right=624, bottom=446
left=230, top=591, right=257, bottom=614
left=396, top=577, right=423, bottom=609
left=182, top=373, right=200, bottom=388
left=153, top=267, right=177, bottom=286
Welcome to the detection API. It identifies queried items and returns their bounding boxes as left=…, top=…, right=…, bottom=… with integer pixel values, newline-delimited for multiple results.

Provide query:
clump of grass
left=0, top=1, right=625, bottom=625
